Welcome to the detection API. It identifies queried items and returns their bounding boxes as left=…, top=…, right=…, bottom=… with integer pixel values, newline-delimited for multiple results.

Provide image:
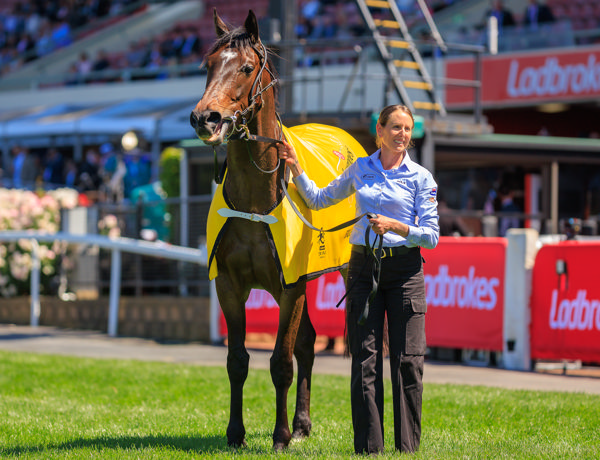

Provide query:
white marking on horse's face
left=220, top=49, right=239, bottom=64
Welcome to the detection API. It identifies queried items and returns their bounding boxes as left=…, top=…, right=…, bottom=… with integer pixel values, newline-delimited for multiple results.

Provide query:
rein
left=279, top=176, right=370, bottom=234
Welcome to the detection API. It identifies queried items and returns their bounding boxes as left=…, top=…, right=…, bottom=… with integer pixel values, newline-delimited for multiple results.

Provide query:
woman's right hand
left=277, top=140, right=303, bottom=177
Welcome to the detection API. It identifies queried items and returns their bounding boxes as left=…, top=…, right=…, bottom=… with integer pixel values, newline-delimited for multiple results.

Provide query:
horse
left=189, top=9, right=316, bottom=450
left=190, top=9, right=365, bottom=450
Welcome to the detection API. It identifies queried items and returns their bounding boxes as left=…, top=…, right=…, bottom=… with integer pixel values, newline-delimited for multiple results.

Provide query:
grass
left=0, top=350, right=599, bottom=459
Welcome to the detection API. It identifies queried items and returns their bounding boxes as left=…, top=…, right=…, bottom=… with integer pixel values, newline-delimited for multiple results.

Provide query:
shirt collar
left=370, top=149, right=414, bottom=172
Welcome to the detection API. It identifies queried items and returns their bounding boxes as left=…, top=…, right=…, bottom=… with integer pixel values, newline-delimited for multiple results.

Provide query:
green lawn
left=0, top=350, right=598, bottom=459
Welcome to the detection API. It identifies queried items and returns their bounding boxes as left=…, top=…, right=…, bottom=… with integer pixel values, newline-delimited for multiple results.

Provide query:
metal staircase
left=355, top=0, right=447, bottom=117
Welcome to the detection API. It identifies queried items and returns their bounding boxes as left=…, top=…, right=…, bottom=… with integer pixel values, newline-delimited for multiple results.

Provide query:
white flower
left=17, top=239, right=33, bottom=252
left=105, top=214, right=118, bottom=229
left=108, top=227, right=121, bottom=239
left=49, top=188, right=79, bottom=209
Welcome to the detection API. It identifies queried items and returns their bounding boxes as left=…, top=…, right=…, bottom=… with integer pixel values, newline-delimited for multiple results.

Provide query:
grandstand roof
left=0, top=98, right=197, bottom=147
left=434, top=132, right=600, bottom=168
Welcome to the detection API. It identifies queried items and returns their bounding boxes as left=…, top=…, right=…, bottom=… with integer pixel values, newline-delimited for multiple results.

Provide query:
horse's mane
left=203, top=26, right=279, bottom=104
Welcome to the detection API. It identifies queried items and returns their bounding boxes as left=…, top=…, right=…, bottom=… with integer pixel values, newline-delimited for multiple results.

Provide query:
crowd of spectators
left=1, top=0, right=460, bottom=83
left=2, top=142, right=151, bottom=203
left=482, top=0, right=557, bottom=33
left=2, top=0, right=598, bottom=84
left=0, top=0, right=136, bottom=77
left=453, top=0, right=600, bottom=53
left=64, top=22, right=205, bottom=85
left=296, top=0, right=456, bottom=41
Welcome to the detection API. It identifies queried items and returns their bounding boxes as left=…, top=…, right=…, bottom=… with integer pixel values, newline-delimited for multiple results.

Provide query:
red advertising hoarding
left=445, top=45, right=600, bottom=108
left=219, top=237, right=507, bottom=352
left=423, top=237, right=506, bottom=351
left=530, top=241, right=600, bottom=363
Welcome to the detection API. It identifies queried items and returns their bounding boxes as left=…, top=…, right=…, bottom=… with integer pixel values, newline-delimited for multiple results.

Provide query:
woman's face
left=377, top=109, right=413, bottom=155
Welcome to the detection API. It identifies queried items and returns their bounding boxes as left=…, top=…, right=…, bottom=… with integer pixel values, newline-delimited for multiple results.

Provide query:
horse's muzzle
left=190, top=110, right=226, bottom=145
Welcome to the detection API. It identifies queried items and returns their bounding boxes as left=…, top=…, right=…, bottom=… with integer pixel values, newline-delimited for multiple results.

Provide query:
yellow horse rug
left=206, top=123, right=368, bottom=288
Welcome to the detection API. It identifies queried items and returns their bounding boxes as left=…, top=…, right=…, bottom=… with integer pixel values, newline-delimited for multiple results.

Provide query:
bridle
left=223, top=41, right=279, bottom=135
left=212, top=41, right=283, bottom=179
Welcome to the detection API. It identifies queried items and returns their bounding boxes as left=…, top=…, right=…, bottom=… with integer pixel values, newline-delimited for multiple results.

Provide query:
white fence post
left=210, top=278, right=220, bottom=344
left=503, top=228, right=539, bottom=370
left=30, top=239, right=41, bottom=327
left=107, top=249, right=122, bottom=337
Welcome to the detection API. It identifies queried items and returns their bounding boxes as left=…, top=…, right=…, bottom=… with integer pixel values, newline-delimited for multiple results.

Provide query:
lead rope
left=334, top=218, right=383, bottom=327
left=359, top=227, right=384, bottom=325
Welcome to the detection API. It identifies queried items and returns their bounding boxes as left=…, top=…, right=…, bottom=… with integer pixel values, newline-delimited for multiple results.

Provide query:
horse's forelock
left=206, top=26, right=256, bottom=58
left=204, top=26, right=279, bottom=102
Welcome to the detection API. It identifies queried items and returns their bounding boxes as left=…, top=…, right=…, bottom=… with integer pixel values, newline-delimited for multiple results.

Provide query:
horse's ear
left=214, top=8, right=229, bottom=37
left=244, top=10, right=260, bottom=43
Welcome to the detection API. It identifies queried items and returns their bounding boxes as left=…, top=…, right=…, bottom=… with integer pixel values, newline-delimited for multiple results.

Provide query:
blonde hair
left=375, top=104, right=415, bottom=149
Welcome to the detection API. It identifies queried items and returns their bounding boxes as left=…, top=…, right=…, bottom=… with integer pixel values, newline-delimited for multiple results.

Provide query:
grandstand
left=0, top=0, right=600, bottom=246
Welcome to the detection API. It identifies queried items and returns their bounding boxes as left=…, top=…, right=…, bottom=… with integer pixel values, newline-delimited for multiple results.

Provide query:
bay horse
left=190, top=9, right=317, bottom=450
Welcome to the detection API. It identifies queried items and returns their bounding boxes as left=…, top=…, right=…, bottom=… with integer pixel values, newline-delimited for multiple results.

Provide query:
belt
left=352, top=244, right=416, bottom=258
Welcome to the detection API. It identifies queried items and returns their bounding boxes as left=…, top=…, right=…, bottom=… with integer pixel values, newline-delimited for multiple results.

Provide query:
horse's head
left=190, top=9, right=276, bottom=146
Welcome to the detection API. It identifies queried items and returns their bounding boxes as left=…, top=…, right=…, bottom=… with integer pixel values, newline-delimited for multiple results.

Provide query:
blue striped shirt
left=293, top=149, right=439, bottom=249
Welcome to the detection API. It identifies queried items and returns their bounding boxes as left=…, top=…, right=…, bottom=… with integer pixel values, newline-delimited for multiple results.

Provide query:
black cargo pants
left=345, top=246, right=426, bottom=454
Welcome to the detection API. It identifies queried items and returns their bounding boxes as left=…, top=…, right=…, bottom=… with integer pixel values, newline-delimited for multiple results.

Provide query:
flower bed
left=0, top=188, right=79, bottom=297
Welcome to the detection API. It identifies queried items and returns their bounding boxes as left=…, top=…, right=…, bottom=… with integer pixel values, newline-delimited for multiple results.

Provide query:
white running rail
left=0, top=231, right=208, bottom=337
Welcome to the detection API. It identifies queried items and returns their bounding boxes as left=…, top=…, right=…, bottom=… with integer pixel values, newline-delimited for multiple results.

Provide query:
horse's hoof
left=227, top=422, right=246, bottom=449
left=292, top=427, right=310, bottom=439
left=292, top=415, right=312, bottom=439
left=272, top=429, right=292, bottom=451
left=227, top=439, right=247, bottom=449
left=273, top=441, right=289, bottom=451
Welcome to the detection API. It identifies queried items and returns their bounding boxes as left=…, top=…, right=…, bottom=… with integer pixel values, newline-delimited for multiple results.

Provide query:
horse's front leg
left=292, top=296, right=316, bottom=439
left=216, top=275, right=250, bottom=448
left=270, top=282, right=307, bottom=450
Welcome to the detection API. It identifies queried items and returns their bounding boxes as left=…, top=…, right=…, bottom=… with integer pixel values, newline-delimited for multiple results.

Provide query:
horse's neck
left=225, top=111, right=282, bottom=213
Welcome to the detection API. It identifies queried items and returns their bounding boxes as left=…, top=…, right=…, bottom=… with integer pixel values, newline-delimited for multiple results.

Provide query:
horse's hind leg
left=270, top=285, right=306, bottom=450
left=292, top=298, right=316, bottom=439
left=217, top=277, right=250, bottom=448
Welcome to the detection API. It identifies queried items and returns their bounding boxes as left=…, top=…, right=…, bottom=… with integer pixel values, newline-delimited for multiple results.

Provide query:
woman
left=278, top=104, right=439, bottom=454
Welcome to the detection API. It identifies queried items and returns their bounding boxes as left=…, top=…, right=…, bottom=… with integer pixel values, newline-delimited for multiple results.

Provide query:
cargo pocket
left=404, top=297, right=427, bottom=355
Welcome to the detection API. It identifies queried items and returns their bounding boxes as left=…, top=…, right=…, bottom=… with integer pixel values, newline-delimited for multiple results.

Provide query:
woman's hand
left=369, top=214, right=409, bottom=237
left=277, top=140, right=303, bottom=177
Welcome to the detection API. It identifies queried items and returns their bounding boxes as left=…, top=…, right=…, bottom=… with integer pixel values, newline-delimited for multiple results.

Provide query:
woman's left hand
left=369, top=214, right=409, bottom=238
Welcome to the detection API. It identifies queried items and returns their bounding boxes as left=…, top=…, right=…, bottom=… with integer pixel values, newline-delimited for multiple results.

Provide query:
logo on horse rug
left=207, top=123, right=368, bottom=287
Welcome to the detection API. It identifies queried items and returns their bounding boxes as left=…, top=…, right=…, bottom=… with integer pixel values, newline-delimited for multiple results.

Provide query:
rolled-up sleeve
left=405, top=174, right=439, bottom=249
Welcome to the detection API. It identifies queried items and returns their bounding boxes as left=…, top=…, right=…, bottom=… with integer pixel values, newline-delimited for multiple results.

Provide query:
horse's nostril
left=190, top=112, right=198, bottom=129
left=207, top=112, right=221, bottom=124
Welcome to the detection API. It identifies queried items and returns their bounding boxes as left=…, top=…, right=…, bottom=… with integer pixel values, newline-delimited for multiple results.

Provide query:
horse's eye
left=241, top=65, right=254, bottom=75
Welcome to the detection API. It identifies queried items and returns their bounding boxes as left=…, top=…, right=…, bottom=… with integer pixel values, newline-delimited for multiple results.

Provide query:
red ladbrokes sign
left=445, top=46, right=600, bottom=108
left=423, top=237, right=506, bottom=351
left=530, top=241, right=600, bottom=363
